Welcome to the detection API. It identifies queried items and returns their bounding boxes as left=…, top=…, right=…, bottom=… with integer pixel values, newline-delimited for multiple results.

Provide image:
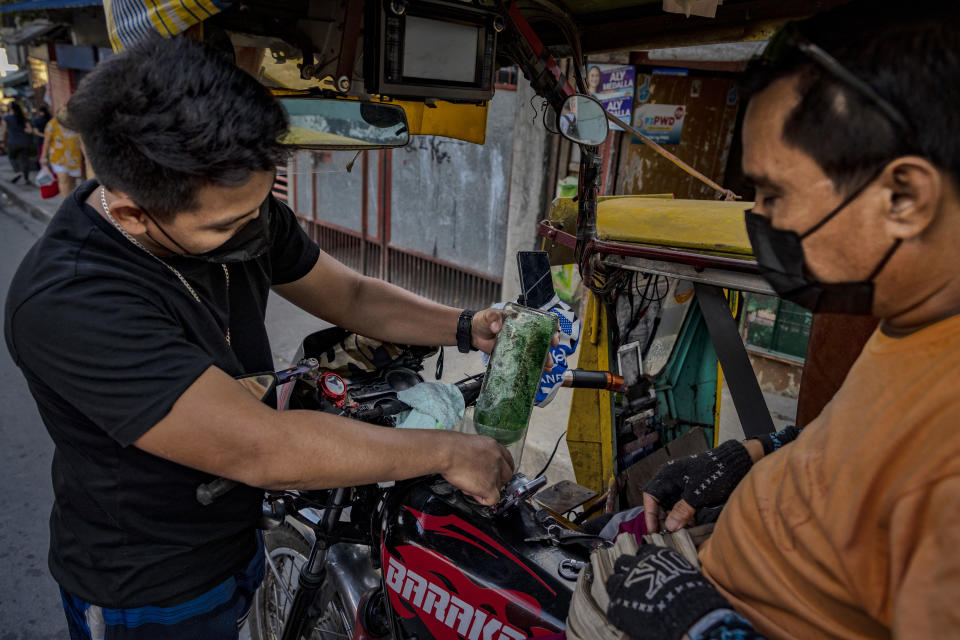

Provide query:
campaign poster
left=632, top=103, right=686, bottom=145
left=586, top=64, right=635, bottom=131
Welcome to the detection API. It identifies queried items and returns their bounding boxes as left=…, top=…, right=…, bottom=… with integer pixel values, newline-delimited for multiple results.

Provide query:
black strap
left=456, top=309, right=475, bottom=354
left=694, top=283, right=775, bottom=439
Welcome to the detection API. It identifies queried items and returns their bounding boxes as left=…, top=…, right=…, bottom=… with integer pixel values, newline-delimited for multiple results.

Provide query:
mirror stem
left=346, top=149, right=364, bottom=173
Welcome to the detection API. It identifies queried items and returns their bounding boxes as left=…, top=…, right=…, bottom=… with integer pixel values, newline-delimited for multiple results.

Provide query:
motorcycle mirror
left=236, top=373, right=278, bottom=402
left=279, top=98, right=410, bottom=149
left=543, top=102, right=560, bottom=134
left=558, top=94, right=609, bottom=146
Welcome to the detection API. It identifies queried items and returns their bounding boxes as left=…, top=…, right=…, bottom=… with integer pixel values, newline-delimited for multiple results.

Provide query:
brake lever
left=491, top=474, right=548, bottom=516
left=524, top=525, right=610, bottom=549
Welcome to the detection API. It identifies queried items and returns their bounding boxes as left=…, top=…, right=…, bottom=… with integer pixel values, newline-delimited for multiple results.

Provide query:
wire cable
left=535, top=429, right=568, bottom=479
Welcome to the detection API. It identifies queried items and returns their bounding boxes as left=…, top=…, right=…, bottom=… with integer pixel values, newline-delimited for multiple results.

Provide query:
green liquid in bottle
left=474, top=303, right=557, bottom=446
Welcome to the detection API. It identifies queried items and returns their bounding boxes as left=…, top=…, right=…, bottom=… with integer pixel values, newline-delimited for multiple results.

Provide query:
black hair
left=64, top=35, right=289, bottom=219
left=743, top=0, right=960, bottom=193
left=8, top=101, right=25, bottom=128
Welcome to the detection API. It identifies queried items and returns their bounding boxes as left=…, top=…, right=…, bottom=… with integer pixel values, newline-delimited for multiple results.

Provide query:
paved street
left=0, top=191, right=66, bottom=639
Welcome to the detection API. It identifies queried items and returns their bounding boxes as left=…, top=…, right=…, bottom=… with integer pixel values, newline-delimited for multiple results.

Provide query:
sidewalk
left=0, top=159, right=60, bottom=224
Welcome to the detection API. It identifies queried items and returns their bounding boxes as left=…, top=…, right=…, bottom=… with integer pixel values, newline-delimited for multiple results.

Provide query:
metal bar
left=334, top=0, right=362, bottom=87
left=593, top=239, right=761, bottom=274
left=602, top=256, right=775, bottom=296
left=379, top=152, right=388, bottom=280
left=361, top=150, right=368, bottom=275
left=311, top=155, right=318, bottom=234
left=292, top=153, right=298, bottom=213
left=383, top=149, right=393, bottom=282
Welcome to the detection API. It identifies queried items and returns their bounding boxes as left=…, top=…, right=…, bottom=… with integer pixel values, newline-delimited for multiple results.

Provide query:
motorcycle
left=188, top=3, right=616, bottom=636
left=214, top=328, right=621, bottom=640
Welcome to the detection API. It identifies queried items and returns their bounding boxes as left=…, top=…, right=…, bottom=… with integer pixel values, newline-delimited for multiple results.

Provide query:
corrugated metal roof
left=0, top=0, right=101, bottom=14
left=0, top=69, right=29, bottom=86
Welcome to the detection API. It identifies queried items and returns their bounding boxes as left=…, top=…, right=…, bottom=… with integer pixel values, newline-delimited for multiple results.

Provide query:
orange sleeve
left=889, top=475, right=960, bottom=637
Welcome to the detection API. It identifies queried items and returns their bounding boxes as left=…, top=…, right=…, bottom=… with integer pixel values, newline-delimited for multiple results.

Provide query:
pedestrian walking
left=39, top=110, right=84, bottom=198
left=31, top=104, right=52, bottom=158
left=2, top=102, right=35, bottom=185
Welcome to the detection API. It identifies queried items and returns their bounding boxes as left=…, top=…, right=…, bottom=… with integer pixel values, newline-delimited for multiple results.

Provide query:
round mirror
left=558, top=94, right=610, bottom=146
left=543, top=102, right=559, bottom=134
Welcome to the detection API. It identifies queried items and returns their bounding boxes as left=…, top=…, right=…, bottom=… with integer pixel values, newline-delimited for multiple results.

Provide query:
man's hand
left=441, top=432, right=515, bottom=506
left=471, top=307, right=504, bottom=354
left=643, top=440, right=758, bottom=533
left=605, top=545, right=735, bottom=640
left=471, top=307, right=560, bottom=370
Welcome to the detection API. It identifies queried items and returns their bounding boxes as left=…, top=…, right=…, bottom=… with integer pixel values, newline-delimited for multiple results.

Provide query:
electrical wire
left=523, top=7, right=587, bottom=93
left=535, top=429, right=567, bottom=479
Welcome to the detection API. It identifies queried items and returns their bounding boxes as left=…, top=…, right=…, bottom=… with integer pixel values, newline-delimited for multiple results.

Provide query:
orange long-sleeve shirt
left=700, top=314, right=960, bottom=639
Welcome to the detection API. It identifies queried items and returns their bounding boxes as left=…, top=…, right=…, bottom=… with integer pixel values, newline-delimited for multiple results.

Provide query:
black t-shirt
left=4, top=180, right=320, bottom=608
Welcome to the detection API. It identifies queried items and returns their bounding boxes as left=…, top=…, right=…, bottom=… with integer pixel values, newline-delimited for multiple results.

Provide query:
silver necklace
left=100, top=187, right=231, bottom=346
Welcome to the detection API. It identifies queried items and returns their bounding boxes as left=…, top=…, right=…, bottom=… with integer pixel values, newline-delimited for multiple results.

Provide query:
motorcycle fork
left=280, top=487, right=349, bottom=640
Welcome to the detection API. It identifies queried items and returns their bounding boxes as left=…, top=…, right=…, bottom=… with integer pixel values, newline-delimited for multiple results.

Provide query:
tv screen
left=402, top=16, right=479, bottom=83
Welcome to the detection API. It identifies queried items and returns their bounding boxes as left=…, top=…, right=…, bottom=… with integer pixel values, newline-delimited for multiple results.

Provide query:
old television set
left=365, top=0, right=500, bottom=103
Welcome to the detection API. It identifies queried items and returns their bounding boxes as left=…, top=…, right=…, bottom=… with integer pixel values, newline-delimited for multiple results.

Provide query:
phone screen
left=517, top=251, right=555, bottom=309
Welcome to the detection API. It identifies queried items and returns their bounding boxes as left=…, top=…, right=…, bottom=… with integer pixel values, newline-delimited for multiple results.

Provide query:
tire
left=249, top=524, right=354, bottom=640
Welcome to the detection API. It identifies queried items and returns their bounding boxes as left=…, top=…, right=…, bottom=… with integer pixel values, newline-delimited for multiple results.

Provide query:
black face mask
left=744, top=173, right=901, bottom=315
left=144, top=197, right=273, bottom=263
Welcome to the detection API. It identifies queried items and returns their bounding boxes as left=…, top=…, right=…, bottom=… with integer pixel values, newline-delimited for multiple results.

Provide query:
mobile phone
left=517, top=250, right=555, bottom=309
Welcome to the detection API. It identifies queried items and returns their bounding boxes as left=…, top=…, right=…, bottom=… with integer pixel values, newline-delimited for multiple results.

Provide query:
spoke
left=265, top=551, right=296, bottom=603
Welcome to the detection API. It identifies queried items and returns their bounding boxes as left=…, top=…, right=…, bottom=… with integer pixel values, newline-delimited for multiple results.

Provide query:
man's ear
left=104, top=191, right=149, bottom=236
left=881, top=156, right=942, bottom=241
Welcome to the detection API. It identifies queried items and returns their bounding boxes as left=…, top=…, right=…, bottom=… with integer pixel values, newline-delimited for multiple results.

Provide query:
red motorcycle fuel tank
left=380, top=477, right=580, bottom=639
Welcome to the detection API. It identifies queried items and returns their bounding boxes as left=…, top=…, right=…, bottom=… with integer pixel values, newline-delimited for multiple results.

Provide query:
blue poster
left=586, top=64, right=635, bottom=131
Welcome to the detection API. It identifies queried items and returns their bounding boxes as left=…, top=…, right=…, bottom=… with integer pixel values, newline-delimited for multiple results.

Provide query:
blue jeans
left=60, top=538, right=265, bottom=640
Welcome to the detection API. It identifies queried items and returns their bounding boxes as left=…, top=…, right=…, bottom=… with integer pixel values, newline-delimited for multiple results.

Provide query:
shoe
left=10, top=174, right=21, bottom=184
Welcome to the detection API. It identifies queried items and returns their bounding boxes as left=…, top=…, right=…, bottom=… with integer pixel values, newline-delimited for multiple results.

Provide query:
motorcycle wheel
left=249, top=524, right=354, bottom=640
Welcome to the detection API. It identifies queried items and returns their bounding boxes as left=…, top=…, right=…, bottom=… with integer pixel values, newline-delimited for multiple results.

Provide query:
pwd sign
left=632, top=103, right=686, bottom=145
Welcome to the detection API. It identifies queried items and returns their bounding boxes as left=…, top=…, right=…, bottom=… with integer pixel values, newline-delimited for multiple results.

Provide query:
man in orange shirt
left=601, top=2, right=960, bottom=639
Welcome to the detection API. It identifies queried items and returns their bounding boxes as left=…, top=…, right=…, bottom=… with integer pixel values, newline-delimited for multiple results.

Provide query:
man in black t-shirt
left=4, top=37, right=516, bottom=638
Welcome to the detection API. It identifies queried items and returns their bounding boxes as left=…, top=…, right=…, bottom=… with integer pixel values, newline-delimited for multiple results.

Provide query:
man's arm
left=134, top=365, right=514, bottom=504
left=890, top=475, right=960, bottom=637
left=272, top=250, right=492, bottom=350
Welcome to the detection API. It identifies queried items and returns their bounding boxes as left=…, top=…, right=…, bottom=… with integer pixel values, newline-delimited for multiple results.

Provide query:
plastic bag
left=36, top=166, right=55, bottom=187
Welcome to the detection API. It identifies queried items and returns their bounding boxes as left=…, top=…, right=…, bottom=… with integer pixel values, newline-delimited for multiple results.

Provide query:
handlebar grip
left=563, top=369, right=625, bottom=391
left=454, top=375, right=484, bottom=406
left=197, top=477, right=238, bottom=506
left=353, top=397, right=411, bottom=421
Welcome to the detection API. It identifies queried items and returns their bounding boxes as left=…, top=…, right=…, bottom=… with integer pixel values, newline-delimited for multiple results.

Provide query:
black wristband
left=756, top=425, right=801, bottom=456
left=456, top=309, right=475, bottom=353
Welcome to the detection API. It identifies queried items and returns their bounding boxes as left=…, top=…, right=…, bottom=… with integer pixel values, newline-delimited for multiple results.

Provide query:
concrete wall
left=747, top=350, right=803, bottom=399
left=499, top=79, right=551, bottom=303
left=294, top=149, right=366, bottom=232
left=389, top=89, right=518, bottom=278
left=295, top=78, right=551, bottom=286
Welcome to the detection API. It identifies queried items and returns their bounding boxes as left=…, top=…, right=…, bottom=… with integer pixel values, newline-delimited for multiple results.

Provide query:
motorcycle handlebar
left=197, top=368, right=622, bottom=505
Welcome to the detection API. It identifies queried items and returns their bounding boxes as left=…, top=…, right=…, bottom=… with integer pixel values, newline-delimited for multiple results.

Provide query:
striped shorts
left=59, top=540, right=265, bottom=640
